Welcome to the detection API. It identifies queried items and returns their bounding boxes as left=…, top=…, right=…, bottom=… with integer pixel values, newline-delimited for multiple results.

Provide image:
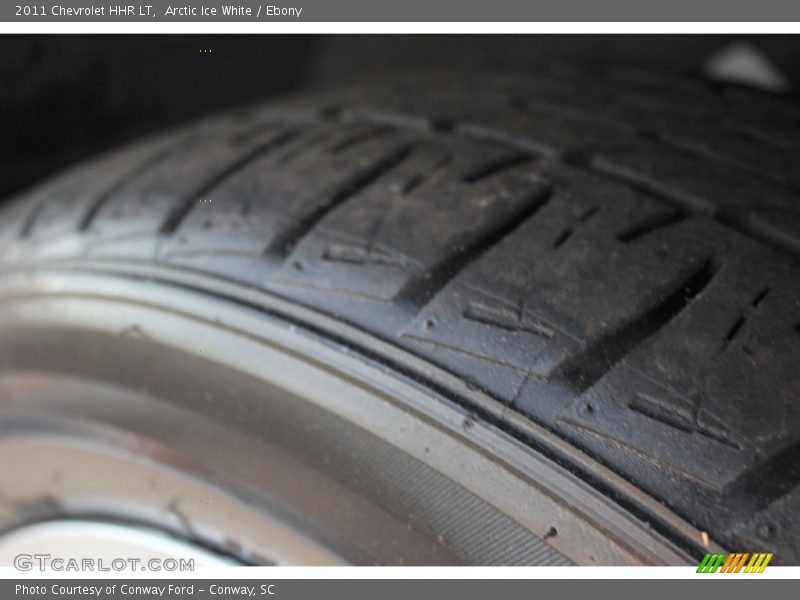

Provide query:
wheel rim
left=0, top=265, right=712, bottom=565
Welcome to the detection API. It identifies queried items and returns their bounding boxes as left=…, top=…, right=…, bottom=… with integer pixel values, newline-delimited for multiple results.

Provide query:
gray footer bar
left=3, top=579, right=794, bottom=600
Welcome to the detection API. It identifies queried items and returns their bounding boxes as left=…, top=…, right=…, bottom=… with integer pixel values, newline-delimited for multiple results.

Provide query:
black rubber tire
left=1, top=66, right=800, bottom=563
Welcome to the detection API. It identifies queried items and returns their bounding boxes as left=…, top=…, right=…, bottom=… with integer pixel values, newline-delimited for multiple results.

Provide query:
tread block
left=558, top=248, right=800, bottom=495
left=273, top=140, right=550, bottom=305
left=1, top=134, right=179, bottom=248
left=157, top=123, right=417, bottom=263
left=17, top=114, right=257, bottom=245
left=587, top=140, right=800, bottom=226
left=85, top=119, right=294, bottom=246
left=402, top=169, right=716, bottom=415
left=731, top=485, right=800, bottom=563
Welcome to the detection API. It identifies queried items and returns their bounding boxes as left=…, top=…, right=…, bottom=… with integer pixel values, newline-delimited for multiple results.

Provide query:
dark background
left=2, top=35, right=799, bottom=201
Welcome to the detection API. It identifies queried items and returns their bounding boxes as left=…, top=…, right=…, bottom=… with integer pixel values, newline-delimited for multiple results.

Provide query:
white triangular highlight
left=704, top=42, right=791, bottom=92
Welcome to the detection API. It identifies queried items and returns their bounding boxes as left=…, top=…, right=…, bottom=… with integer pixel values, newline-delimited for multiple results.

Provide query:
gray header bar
left=5, top=0, right=800, bottom=22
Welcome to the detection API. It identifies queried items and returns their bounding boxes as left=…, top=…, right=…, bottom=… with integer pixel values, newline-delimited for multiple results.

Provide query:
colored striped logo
left=697, top=552, right=773, bottom=573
